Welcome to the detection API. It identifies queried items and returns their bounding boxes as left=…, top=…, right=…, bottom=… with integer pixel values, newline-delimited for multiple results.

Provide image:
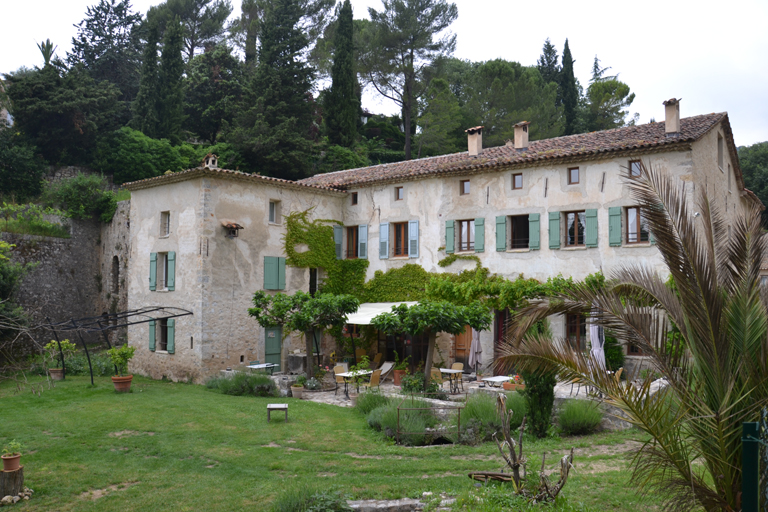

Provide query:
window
left=346, top=226, right=358, bottom=258
left=309, top=268, right=318, bottom=296
left=351, top=192, right=358, bottom=205
left=160, top=211, right=170, bottom=236
left=460, top=180, right=470, bottom=195
left=717, top=134, right=724, bottom=170
left=393, top=222, right=408, bottom=256
left=626, top=207, right=650, bottom=243
left=509, top=215, right=529, bottom=249
left=628, top=343, right=643, bottom=355
left=568, top=167, right=579, bottom=184
left=457, top=219, right=474, bottom=251
left=566, top=314, right=586, bottom=351
left=158, top=252, right=169, bottom=289
left=761, top=276, right=768, bottom=287
left=565, top=211, right=586, bottom=246
left=395, top=187, right=404, bottom=201
left=512, top=173, right=523, bottom=190
left=629, top=160, right=642, bottom=178
left=269, top=201, right=281, bottom=223
left=158, top=319, right=168, bottom=351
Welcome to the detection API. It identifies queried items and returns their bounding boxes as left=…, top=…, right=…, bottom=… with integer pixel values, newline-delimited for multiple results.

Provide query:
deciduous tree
left=416, top=78, right=461, bottom=157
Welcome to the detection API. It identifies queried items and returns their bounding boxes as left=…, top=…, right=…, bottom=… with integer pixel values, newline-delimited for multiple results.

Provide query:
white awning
left=344, top=302, right=418, bottom=325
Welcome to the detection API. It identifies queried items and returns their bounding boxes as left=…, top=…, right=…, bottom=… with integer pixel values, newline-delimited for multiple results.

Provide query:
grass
left=0, top=376, right=664, bottom=511
left=114, top=189, right=131, bottom=202
left=0, top=218, right=70, bottom=238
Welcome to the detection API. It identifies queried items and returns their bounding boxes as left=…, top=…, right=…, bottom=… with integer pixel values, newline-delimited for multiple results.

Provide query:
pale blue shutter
left=445, top=220, right=455, bottom=253
left=379, top=223, right=389, bottom=259
left=278, top=257, right=286, bottom=290
left=585, top=209, right=598, bottom=248
left=474, top=218, right=485, bottom=252
left=358, top=225, right=368, bottom=259
left=495, top=216, right=506, bottom=251
left=149, top=253, right=157, bottom=291
left=264, top=256, right=278, bottom=290
left=333, top=225, right=343, bottom=259
left=529, top=213, right=540, bottom=250
left=167, top=319, right=175, bottom=354
left=608, top=207, right=622, bottom=246
left=408, top=220, right=419, bottom=258
left=548, top=212, right=560, bottom=249
left=149, top=320, right=156, bottom=351
left=166, top=251, right=176, bottom=290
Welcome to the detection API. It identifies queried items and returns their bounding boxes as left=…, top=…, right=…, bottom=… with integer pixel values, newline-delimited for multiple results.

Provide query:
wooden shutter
left=529, top=213, right=540, bottom=250
left=495, top=216, right=506, bottom=251
left=264, top=256, right=278, bottom=290
left=608, top=207, right=622, bottom=246
left=585, top=209, right=598, bottom=248
left=379, top=223, right=389, bottom=259
left=445, top=220, right=455, bottom=254
left=149, top=320, right=156, bottom=351
left=333, top=225, right=343, bottom=260
left=358, top=225, right=368, bottom=259
left=408, top=220, right=419, bottom=258
left=277, top=257, right=286, bottom=290
left=474, top=218, right=485, bottom=252
left=166, top=251, right=176, bottom=290
left=167, top=319, right=175, bottom=354
left=548, top=212, right=560, bottom=249
left=149, top=253, right=157, bottom=291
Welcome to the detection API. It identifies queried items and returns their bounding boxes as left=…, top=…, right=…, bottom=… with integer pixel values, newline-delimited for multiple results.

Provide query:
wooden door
left=454, top=325, right=471, bottom=367
left=265, top=326, right=282, bottom=371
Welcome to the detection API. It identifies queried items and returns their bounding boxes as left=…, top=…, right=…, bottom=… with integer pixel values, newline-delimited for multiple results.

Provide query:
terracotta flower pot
left=393, top=369, right=406, bottom=386
left=502, top=381, right=513, bottom=390
left=112, top=375, right=133, bottom=393
left=2, top=454, right=21, bottom=472
left=515, top=384, right=526, bottom=391
left=291, top=386, right=303, bottom=399
left=49, top=368, right=64, bottom=381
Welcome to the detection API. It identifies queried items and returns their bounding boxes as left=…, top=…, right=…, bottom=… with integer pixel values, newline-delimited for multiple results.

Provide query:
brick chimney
left=465, top=126, right=483, bottom=156
left=663, top=98, right=681, bottom=135
left=514, top=121, right=530, bottom=149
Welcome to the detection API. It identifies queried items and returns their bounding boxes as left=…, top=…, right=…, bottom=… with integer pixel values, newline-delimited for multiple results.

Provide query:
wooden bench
left=267, top=403, right=288, bottom=422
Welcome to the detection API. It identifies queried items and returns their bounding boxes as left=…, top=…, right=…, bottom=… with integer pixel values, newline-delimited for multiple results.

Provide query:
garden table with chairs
left=246, top=363, right=278, bottom=375
left=439, top=368, right=464, bottom=393
left=336, top=370, right=373, bottom=400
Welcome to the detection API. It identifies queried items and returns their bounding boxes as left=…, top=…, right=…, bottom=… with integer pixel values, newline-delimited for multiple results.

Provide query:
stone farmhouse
left=122, top=99, right=761, bottom=382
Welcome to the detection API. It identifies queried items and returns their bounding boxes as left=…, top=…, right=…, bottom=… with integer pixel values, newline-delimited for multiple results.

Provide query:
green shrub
left=505, top=391, right=528, bottom=431
left=0, top=203, right=70, bottom=237
left=29, top=352, right=115, bottom=377
left=604, top=332, right=625, bottom=372
left=400, top=371, right=447, bottom=400
left=369, top=398, right=435, bottom=446
left=558, top=399, right=603, bottom=435
left=519, top=369, right=557, bottom=438
left=356, top=389, right=390, bottom=415
left=93, top=127, right=187, bottom=184
left=206, top=372, right=278, bottom=397
left=366, top=404, right=389, bottom=431
left=270, top=485, right=352, bottom=512
left=455, top=391, right=527, bottom=444
left=42, top=173, right=118, bottom=223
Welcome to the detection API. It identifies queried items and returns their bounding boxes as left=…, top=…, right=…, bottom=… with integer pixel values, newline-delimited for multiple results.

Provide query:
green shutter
left=408, top=220, right=419, bottom=258
left=149, top=320, right=156, bottom=351
left=358, top=225, right=368, bottom=259
left=548, top=212, right=560, bottom=249
left=474, top=218, right=485, bottom=252
left=379, top=223, right=389, bottom=259
left=650, top=229, right=656, bottom=245
left=608, top=207, right=622, bottom=246
left=264, top=256, right=278, bottom=290
left=333, top=225, right=343, bottom=260
left=149, top=253, right=157, bottom=291
left=166, top=251, right=176, bottom=290
left=278, top=257, right=286, bottom=290
left=495, top=216, right=506, bottom=251
left=585, top=209, right=598, bottom=248
left=529, top=213, right=540, bottom=250
left=167, top=319, right=175, bottom=354
left=445, top=220, right=455, bottom=253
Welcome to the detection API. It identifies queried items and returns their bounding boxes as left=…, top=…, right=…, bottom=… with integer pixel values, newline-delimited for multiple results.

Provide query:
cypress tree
left=560, top=39, right=578, bottom=136
left=157, top=17, right=185, bottom=144
left=324, top=0, right=358, bottom=147
left=131, top=22, right=160, bottom=138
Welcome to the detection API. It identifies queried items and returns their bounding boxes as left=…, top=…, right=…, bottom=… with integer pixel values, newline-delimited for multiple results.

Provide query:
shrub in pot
left=2, top=440, right=22, bottom=472
left=107, top=344, right=136, bottom=393
left=44, top=339, right=77, bottom=380
left=393, top=352, right=409, bottom=386
left=292, top=375, right=306, bottom=399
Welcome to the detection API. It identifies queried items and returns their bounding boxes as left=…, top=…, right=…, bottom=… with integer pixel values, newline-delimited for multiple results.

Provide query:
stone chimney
left=663, top=98, right=681, bottom=135
left=202, top=153, right=219, bottom=169
left=465, top=126, right=483, bottom=156
left=514, top=121, right=530, bottom=149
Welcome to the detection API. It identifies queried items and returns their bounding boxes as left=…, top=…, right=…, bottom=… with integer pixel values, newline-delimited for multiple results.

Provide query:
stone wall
left=97, top=200, right=131, bottom=345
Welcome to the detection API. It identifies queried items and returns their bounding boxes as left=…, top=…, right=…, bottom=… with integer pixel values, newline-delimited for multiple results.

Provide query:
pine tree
left=131, top=22, right=160, bottom=138
left=324, top=0, right=358, bottom=147
left=560, top=39, right=578, bottom=136
left=536, top=38, right=560, bottom=85
left=157, top=17, right=185, bottom=144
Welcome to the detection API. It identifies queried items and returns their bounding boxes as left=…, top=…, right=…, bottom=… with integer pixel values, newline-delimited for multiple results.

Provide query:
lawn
left=0, top=376, right=663, bottom=511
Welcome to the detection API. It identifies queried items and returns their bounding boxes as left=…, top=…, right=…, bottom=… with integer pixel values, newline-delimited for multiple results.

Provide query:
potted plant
left=107, top=344, right=136, bottom=393
left=44, top=339, right=77, bottom=380
left=512, top=374, right=525, bottom=391
left=2, top=440, right=22, bottom=472
left=393, top=351, right=409, bottom=386
left=347, top=356, right=371, bottom=404
left=503, top=376, right=514, bottom=391
left=292, top=375, right=307, bottom=399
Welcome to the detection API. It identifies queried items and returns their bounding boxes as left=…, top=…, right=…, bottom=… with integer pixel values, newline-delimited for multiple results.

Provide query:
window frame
left=626, top=206, right=650, bottom=244
left=392, top=222, right=408, bottom=257
left=158, top=318, right=168, bottom=351
left=460, top=180, right=470, bottom=195
left=457, top=219, right=475, bottom=252
left=346, top=226, right=358, bottom=259
left=567, top=167, right=579, bottom=185
left=565, top=211, right=586, bottom=247
left=395, top=187, right=404, bottom=201
left=629, top=160, right=642, bottom=178
left=512, top=173, right=523, bottom=190
left=158, top=252, right=169, bottom=289
left=160, top=211, right=170, bottom=237
left=566, top=313, right=586, bottom=351
left=351, top=192, right=358, bottom=205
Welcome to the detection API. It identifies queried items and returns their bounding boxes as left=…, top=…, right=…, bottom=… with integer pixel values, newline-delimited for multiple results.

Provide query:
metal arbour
left=45, top=307, right=193, bottom=385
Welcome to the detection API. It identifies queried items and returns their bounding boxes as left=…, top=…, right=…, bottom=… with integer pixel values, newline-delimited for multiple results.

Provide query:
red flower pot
left=2, top=454, right=21, bottom=472
left=112, top=375, right=133, bottom=393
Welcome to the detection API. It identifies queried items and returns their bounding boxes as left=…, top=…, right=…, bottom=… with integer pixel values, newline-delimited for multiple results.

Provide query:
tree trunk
left=305, top=333, right=314, bottom=378
left=403, top=105, right=412, bottom=160
left=0, top=466, right=23, bottom=497
left=423, top=331, right=436, bottom=392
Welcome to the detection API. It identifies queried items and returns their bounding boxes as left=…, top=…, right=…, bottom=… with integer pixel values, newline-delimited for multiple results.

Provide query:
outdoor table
left=247, top=363, right=278, bottom=375
left=440, top=368, right=464, bottom=393
left=482, top=376, right=512, bottom=388
left=337, top=370, right=373, bottom=400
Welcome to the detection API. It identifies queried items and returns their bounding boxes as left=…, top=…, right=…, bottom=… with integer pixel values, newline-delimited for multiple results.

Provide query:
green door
left=265, top=326, right=282, bottom=371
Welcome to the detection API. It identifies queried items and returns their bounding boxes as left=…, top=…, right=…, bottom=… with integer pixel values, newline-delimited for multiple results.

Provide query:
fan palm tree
left=497, top=162, right=768, bottom=512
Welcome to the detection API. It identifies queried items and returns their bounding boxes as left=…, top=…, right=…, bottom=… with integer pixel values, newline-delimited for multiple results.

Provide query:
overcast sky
left=2, top=0, right=766, bottom=146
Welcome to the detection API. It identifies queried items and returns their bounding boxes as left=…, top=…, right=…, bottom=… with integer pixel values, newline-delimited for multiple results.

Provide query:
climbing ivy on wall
left=360, top=264, right=432, bottom=303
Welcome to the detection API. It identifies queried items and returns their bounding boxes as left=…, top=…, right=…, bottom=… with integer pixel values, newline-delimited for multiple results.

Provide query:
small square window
left=269, top=201, right=281, bottom=224
left=351, top=192, right=358, bottom=205
left=395, top=187, right=404, bottom=201
left=568, top=167, right=579, bottom=184
left=512, top=174, right=523, bottom=190
left=160, top=211, right=170, bottom=236
left=629, top=160, right=642, bottom=178
left=460, top=180, right=470, bottom=195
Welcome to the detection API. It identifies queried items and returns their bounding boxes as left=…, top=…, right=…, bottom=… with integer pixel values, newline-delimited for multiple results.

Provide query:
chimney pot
left=465, top=126, right=483, bottom=156
left=663, top=98, right=681, bottom=135
left=514, top=121, right=530, bottom=149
